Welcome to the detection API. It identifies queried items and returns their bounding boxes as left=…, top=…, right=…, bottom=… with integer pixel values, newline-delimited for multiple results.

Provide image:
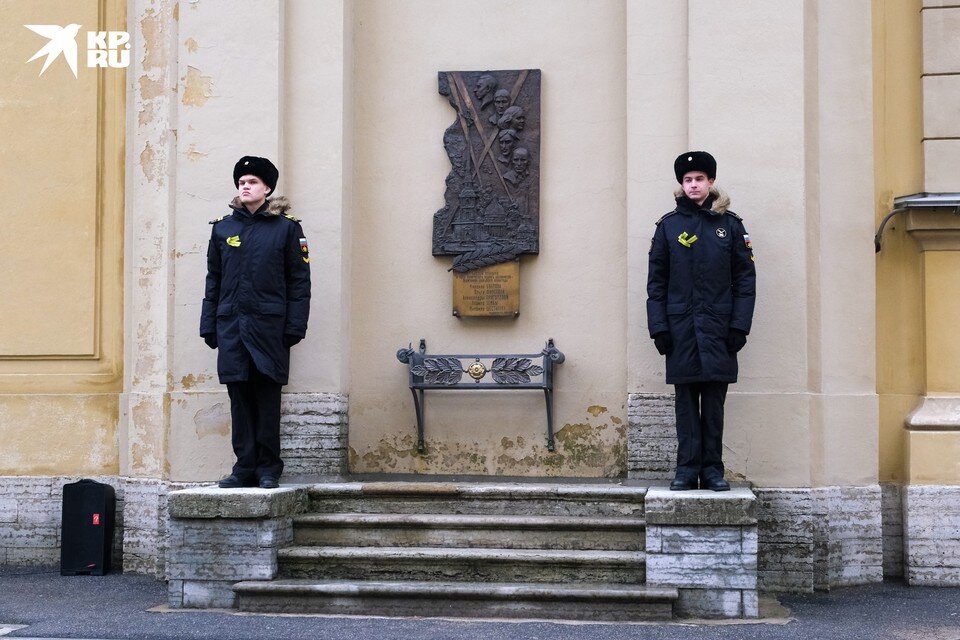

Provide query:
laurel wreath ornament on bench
left=409, top=356, right=544, bottom=385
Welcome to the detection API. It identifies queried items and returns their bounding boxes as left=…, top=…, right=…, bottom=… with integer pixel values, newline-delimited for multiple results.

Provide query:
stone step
left=306, top=481, right=647, bottom=518
left=233, top=579, right=677, bottom=621
left=278, top=545, right=646, bottom=583
left=291, top=512, right=647, bottom=550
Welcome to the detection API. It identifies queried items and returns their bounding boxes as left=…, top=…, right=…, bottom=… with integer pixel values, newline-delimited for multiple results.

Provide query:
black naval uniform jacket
left=200, top=197, right=311, bottom=385
left=646, top=192, right=756, bottom=385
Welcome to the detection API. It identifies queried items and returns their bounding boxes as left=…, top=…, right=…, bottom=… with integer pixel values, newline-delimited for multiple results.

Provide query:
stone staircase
left=231, top=481, right=678, bottom=621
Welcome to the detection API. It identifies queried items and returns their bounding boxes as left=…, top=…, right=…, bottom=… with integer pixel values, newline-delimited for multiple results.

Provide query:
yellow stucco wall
left=924, top=252, right=960, bottom=393
left=907, top=430, right=960, bottom=484
left=873, top=0, right=924, bottom=483
left=0, top=0, right=125, bottom=475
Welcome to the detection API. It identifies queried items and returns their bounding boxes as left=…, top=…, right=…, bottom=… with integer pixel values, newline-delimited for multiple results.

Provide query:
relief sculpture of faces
left=497, top=105, right=525, bottom=131
left=493, top=89, right=511, bottom=116
left=511, top=147, right=529, bottom=175
left=434, top=69, right=540, bottom=257
left=497, top=129, right=518, bottom=163
left=474, top=74, right=498, bottom=104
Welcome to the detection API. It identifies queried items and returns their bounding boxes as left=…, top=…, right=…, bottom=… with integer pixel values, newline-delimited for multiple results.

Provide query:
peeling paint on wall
left=180, top=373, right=213, bottom=389
left=587, top=405, right=608, bottom=417
left=193, top=403, right=230, bottom=439
left=138, top=103, right=155, bottom=126
left=139, top=75, right=165, bottom=100
left=184, top=37, right=199, bottom=53
left=181, top=66, right=214, bottom=107
left=133, top=318, right=160, bottom=387
left=184, top=144, right=208, bottom=162
left=129, top=397, right=164, bottom=476
left=139, top=141, right=167, bottom=186
left=139, top=8, right=165, bottom=71
left=139, top=142, right=156, bottom=180
left=0, top=395, right=120, bottom=475
left=350, top=419, right=626, bottom=478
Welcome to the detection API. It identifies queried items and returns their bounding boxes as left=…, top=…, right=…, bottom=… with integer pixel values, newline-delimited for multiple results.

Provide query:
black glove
left=653, top=332, right=673, bottom=356
left=202, top=333, right=217, bottom=350
left=283, top=334, right=302, bottom=348
left=726, top=329, right=748, bottom=353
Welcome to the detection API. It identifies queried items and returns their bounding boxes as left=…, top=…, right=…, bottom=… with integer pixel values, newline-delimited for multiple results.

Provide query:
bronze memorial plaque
left=452, top=260, right=520, bottom=317
left=432, top=69, right=540, bottom=317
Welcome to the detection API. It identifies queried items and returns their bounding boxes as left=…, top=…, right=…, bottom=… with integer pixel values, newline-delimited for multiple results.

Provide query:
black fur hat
left=233, top=156, right=278, bottom=195
left=674, top=151, right=717, bottom=183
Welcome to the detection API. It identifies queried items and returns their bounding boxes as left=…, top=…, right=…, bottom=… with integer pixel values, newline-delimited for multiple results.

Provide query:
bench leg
left=544, top=388, right=555, bottom=452
left=411, top=388, right=426, bottom=453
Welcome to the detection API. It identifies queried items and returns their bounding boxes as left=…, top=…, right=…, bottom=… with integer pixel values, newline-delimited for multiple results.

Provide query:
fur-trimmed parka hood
left=673, top=186, right=730, bottom=214
left=229, top=195, right=292, bottom=216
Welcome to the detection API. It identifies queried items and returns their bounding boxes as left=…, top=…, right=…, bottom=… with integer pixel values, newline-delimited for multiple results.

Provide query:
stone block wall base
left=754, top=488, right=814, bottom=592
left=676, top=588, right=759, bottom=618
left=812, top=486, right=883, bottom=589
left=280, top=393, right=348, bottom=477
left=168, top=579, right=238, bottom=609
left=881, top=483, right=904, bottom=578
left=645, top=487, right=758, bottom=619
left=627, top=394, right=675, bottom=480
left=904, top=485, right=960, bottom=586
left=0, top=476, right=202, bottom=579
left=752, top=485, right=883, bottom=593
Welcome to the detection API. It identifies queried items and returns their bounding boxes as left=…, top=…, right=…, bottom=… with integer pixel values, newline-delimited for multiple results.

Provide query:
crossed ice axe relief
left=445, top=70, right=530, bottom=204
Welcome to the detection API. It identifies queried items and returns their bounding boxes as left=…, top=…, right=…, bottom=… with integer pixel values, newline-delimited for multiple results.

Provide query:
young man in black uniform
left=200, top=156, right=311, bottom=489
left=646, top=151, right=756, bottom=491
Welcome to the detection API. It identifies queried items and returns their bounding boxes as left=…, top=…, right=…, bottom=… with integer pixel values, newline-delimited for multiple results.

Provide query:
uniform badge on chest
left=715, top=228, right=727, bottom=239
left=678, top=231, right=698, bottom=248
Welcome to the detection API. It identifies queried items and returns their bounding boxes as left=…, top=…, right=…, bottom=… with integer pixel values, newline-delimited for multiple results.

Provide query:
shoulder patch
left=725, top=210, right=743, bottom=221
left=283, top=213, right=302, bottom=223
left=655, top=210, right=678, bottom=226
left=209, top=214, right=230, bottom=225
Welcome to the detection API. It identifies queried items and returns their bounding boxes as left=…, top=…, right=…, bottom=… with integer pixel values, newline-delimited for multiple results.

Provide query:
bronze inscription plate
left=452, top=260, right=520, bottom=317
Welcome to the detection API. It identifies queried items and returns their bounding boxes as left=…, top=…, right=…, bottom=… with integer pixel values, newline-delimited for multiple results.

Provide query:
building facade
left=1, top=0, right=957, bottom=590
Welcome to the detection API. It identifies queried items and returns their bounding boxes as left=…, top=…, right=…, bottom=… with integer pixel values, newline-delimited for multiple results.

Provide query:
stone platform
left=166, top=480, right=759, bottom=620
left=645, top=487, right=758, bottom=618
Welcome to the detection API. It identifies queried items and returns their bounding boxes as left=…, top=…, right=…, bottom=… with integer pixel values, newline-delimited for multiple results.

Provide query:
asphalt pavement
left=0, top=566, right=958, bottom=640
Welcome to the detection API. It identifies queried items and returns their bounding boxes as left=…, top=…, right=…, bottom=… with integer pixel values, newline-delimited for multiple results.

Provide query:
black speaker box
left=60, top=479, right=116, bottom=576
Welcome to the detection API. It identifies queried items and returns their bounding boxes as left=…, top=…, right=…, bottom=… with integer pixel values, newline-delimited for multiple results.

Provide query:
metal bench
left=396, top=339, right=565, bottom=453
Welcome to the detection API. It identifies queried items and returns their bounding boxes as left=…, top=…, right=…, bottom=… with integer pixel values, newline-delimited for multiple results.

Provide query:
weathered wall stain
left=193, top=402, right=230, bottom=439
left=180, top=373, right=213, bottom=389
left=350, top=409, right=626, bottom=477
left=587, top=405, right=608, bottom=417
left=138, top=103, right=155, bottom=126
left=349, top=435, right=489, bottom=474
left=139, top=8, right=165, bottom=71
left=133, top=318, right=159, bottom=387
left=140, top=141, right=156, bottom=181
left=185, top=144, right=208, bottom=162
left=139, top=75, right=164, bottom=100
left=130, top=397, right=163, bottom=474
left=182, top=66, right=214, bottom=107
left=0, top=395, right=119, bottom=475
left=184, top=37, right=199, bottom=53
